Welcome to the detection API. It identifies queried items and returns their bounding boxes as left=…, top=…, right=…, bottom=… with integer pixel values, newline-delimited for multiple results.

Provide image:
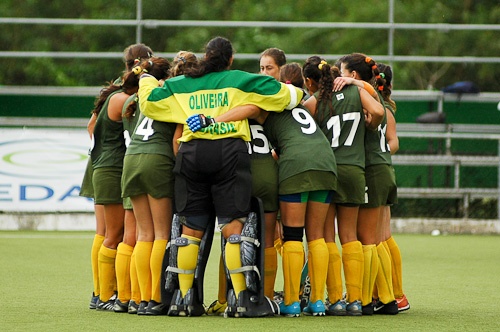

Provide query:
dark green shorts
left=79, top=158, right=94, bottom=199
left=279, top=190, right=333, bottom=203
left=122, top=154, right=175, bottom=199
left=251, top=156, right=279, bottom=212
left=93, top=167, right=123, bottom=205
left=332, top=165, right=365, bottom=205
left=360, top=164, right=398, bottom=209
left=279, top=170, right=337, bottom=196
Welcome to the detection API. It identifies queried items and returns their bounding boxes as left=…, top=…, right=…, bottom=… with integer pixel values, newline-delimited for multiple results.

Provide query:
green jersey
left=248, top=119, right=273, bottom=159
left=121, top=93, right=140, bottom=148
left=125, top=111, right=177, bottom=158
left=315, top=85, right=365, bottom=168
left=263, top=104, right=337, bottom=184
left=91, top=90, right=126, bottom=169
left=365, top=91, right=392, bottom=166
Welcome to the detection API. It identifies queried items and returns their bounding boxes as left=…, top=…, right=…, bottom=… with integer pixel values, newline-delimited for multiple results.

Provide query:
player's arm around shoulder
left=359, top=87, right=384, bottom=130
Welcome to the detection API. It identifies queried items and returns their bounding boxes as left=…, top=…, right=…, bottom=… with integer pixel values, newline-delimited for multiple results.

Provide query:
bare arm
left=87, top=113, right=97, bottom=138
left=359, top=87, right=384, bottom=130
left=303, top=96, right=317, bottom=117
left=334, top=77, right=379, bottom=101
left=386, top=108, right=399, bottom=154
left=212, top=105, right=262, bottom=123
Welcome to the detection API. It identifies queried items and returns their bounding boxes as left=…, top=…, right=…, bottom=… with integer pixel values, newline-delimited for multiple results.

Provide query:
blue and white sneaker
left=346, top=300, right=362, bottom=316
left=279, top=301, right=301, bottom=317
left=326, top=299, right=347, bottom=316
left=303, top=300, right=325, bottom=316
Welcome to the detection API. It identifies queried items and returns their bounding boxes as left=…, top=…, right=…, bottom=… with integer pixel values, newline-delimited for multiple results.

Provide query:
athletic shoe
left=373, top=300, right=399, bottom=315
left=362, top=302, right=374, bottom=316
left=137, top=301, right=148, bottom=315
left=303, top=300, right=326, bottom=316
left=146, top=300, right=168, bottom=316
left=128, top=301, right=139, bottom=314
left=89, top=293, right=99, bottom=309
left=206, top=300, right=227, bottom=316
left=278, top=301, right=301, bottom=317
left=326, top=299, right=347, bottom=316
left=96, top=299, right=115, bottom=311
left=273, top=291, right=284, bottom=302
left=113, top=299, right=129, bottom=313
left=396, top=294, right=410, bottom=312
left=346, top=300, right=362, bottom=316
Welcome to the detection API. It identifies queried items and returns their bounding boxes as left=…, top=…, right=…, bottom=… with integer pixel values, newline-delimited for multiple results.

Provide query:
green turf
left=2, top=231, right=500, bottom=331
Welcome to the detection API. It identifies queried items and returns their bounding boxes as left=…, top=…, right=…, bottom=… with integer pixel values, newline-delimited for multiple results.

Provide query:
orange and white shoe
left=396, top=294, right=410, bottom=312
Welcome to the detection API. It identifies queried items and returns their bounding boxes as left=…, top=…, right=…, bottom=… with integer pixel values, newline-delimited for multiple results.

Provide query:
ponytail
left=302, top=56, right=334, bottom=121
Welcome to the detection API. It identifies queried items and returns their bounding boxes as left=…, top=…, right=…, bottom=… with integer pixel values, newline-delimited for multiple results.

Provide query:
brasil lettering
left=189, top=92, right=229, bottom=110
left=200, top=122, right=237, bottom=135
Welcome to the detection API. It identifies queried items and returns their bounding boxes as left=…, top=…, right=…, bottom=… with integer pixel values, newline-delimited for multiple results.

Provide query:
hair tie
left=134, top=58, right=141, bottom=64
left=132, top=66, right=142, bottom=75
left=376, top=75, right=381, bottom=79
left=378, top=86, right=384, bottom=91
left=285, top=81, right=291, bottom=84
left=149, top=60, right=153, bottom=67
left=318, top=60, right=328, bottom=70
left=147, top=52, right=152, bottom=58
left=372, top=65, right=377, bottom=70
left=365, top=57, right=372, bottom=63
left=179, top=56, right=186, bottom=64
left=142, top=68, right=148, bottom=73
left=380, top=73, right=385, bottom=79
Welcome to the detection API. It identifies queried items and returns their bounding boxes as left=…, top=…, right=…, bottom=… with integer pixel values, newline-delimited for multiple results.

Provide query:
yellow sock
left=282, top=241, right=304, bottom=305
left=98, top=245, right=117, bottom=302
left=308, top=239, right=328, bottom=303
left=177, top=235, right=200, bottom=297
left=130, top=249, right=141, bottom=305
left=135, top=241, right=153, bottom=302
left=115, top=243, right=133, bottom=302
left=91, top=234, right=105, bottom=296
left=150, top=239, right=168, bottom=303
left=218, top=254, right=227, bottom=303
left=386, top=237, right=404, bottom=298
left=376, top=243, right=395, bottom=304
left=264, top=247, right=278, bottom=299
left=225, top=242, right=247, bottom=299
left=341, top=241, right=363, bottom=303
left=361, top=245, right=378, bottom=306
left=274, top=238, right=283, bottom=257
left=326, top=242, right=343, bottom=303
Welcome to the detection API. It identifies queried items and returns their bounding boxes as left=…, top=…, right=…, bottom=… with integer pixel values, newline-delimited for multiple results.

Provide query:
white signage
left=0, top=128, right=94, bottom=212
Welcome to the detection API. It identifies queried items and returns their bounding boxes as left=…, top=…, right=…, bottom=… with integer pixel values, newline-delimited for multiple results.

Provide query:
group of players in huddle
left=80, top=36, right=410, bottom=318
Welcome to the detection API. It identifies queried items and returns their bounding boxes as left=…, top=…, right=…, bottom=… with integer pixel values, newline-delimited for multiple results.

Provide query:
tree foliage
left=1, top=0, right=499, bottom=91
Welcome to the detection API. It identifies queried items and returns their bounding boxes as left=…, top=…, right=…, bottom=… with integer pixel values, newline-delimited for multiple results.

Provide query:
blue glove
left=187, top=114, right=216, bottom=132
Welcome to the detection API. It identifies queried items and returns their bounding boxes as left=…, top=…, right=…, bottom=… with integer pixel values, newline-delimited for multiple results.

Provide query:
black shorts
left=174, top=138, right=252, bottom=223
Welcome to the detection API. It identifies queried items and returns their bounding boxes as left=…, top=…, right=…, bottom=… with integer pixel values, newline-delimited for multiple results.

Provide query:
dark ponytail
left=376, top=63, right=396, bottom=112
left=184, top=37, right=234, bottom=78
left=302, top=55, right=334, bottom=121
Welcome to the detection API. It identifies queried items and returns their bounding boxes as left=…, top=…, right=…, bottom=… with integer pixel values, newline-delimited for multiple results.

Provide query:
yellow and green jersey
left=138, top=70, right=303, bottom=142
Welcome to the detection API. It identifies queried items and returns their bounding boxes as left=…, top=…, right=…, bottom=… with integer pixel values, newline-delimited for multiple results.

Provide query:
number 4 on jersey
left=135, top=116, right=155, bottom=141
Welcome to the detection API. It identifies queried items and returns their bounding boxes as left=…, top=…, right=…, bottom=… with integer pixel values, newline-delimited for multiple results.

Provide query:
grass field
left=1, top=231, right=500, bottom=332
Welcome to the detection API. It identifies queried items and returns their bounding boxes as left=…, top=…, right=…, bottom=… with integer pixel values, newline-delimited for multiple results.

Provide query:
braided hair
left=302, top=55, right=334, bottom=121
left=376, top=63, right=396, bottom=112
